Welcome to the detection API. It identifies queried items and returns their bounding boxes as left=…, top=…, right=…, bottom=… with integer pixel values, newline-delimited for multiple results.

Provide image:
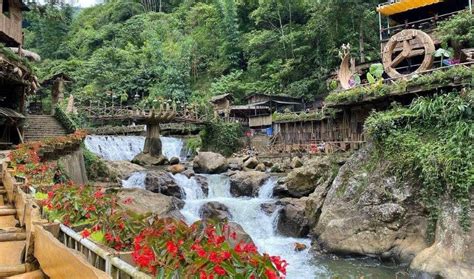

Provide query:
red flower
left=213, top=265, right=226, bottom=276
left=265, top=269, right=278, bottom=279
left=47, top=191, right=54, bottom=198
left=94, top=190, right=105, bottom=199
left=123, top=197, right=134, bottom=204
left=271, top=256, right=288, bottom=275
left=132, top=246, right=155, bottom=269
left=200, top=271, right=207, bottom=279
left=220, top=251, right=231, bottom=261
left=85, top=213, right=91, bottom=219
left=234, top=243, right=244, bottom=253
left=230, top=231, right=237, bottom=240
left=80, top=229, right=91, bottom=238
left=105, top=232, right=114, bottom=242
left=209, top=252, right=222, bottom=264
left=244, top=243, right=257, bottom=253
left=166, top=241, right=178, bottom=255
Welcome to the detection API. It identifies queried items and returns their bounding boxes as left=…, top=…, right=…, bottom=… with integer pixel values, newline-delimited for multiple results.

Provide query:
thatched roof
left=210, top=93, right=234, bottom=103
left=9, top=48, right=41, bottom=62
left=41, top=73, right=74, bottom=86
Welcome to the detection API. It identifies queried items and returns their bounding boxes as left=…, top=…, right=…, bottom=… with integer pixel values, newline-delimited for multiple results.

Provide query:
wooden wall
left=0, top=0, right=23, bottom=46
left=249, top=115, right=272, bottom=128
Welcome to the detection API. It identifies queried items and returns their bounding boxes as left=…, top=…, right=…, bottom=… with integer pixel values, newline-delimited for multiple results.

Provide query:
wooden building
left=0, top=1, right=37, bottom=147
left=210, top=93, right=233, bottom=113
left=0, top=0, right=28, bottom=47
left=246, top=93, right=304, bottom=112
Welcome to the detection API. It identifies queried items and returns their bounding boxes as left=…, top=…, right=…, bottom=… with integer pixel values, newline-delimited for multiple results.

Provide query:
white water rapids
left=85, top=135, right=185, bottom=161
left=90, top=135, right=404, bottom=279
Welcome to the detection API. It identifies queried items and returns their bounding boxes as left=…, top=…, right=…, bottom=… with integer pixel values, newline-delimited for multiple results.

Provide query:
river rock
left=199, top=202, right=232, bottom=221
left=132, top=153, right=168, bottom=167
left=228, top=157, right=244, bottom=171
left=104, top=161, right=145, bottom=180
left=243, top=157, right=259, bottom=169
left=277, top=198, right=310, bottom=238
left=117, top=188, right=184, bottom=219
left=313, top=147, right=429, bottom=263
left=255, top=163, right=266, bottom=172
left=193, top=152, right=228, bottom=174
left=290, top=157, right=303, bottom=169
left=229, top=171, right=270, bottom=197
left=410, top=197, right=474, bottom=279
left=167, top=164, right=186, bottom=175
left=182, top=169, right=195, bottom=178
left=169, top=157, right=180, bottom=165
left=270, top=163, right=284, bottom=173
left=260, top=202, right=280, bottom=216
left=284, top=156, right=338, bottom=198
left=226, top=222, right=255, bottom=248
left=195, top=175, right=209, bottom=196
left=145, top=171, right=182, bottom=199
left=294, top=242, right=308, bottom=252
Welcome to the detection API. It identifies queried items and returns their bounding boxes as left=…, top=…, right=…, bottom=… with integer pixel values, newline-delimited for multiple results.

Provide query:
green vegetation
left=326, top=65, right=474, bottom=105
left=365, top=91, right=474, bottom=232
left=436, top=11, right=474, bottom=52
left=0, top=45, right=33, bottom=72
left=54, top=106, right=78, bottom=133
left=273, top=108, right=339, bottom=122
left=200, top=121, right=243, bottom=156
left=24, top=0, right=381, bottom=107
left=185, top=136, right=202, bottom=155
left=82, top=146, right=116, bottom=182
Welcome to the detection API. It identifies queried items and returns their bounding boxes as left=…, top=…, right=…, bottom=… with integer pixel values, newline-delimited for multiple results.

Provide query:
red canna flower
left=166, top=241, right=178, bottom=255
left=213, top=265, right=226, bottom=276
left=94, top=190, right=105, bottom=199
left=105, top=232, right=114, bottom=242
left=271, top=256, right=288, bottom=275
left=209, top=252, right=222, bottom=264
left=80, top=229, right=91, bottom=238
left=220, top=251, right=231, bottom=261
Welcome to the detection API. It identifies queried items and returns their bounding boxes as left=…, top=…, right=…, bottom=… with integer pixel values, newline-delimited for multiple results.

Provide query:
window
left=2, top=0, right=10, bottom=17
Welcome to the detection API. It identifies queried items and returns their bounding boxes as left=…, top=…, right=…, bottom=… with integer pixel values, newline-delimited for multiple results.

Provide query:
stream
left=87, top=135, right=411, bottom=279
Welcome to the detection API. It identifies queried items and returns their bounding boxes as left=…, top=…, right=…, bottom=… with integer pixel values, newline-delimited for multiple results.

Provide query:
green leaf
left=369, top=63, right=384, bottom=78
left=367, top=72, right=376, bottom=84
left=34, top=192, right=48, bottom=201
left=90, top=231, right=106, bottom=244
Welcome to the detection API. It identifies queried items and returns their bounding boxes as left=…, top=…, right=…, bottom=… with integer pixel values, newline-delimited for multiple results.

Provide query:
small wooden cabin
left=210, top=93, right=234, bottom=113
left=0, top=0, right=28, bottom=47
left=246, top=94, right=304, bottom=113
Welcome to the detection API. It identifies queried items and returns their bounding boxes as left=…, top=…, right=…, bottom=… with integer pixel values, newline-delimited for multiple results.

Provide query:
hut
left=246, top=93, right=304, bottom=112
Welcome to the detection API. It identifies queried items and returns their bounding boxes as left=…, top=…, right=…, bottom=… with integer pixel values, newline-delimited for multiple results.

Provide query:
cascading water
left=122, top=172, right=147, bottom=189
left=175, top=174, right=323, bottom=279
left=85, top=135, right=186, bottom=161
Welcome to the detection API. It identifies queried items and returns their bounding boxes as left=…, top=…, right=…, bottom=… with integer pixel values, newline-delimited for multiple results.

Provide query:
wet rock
left=229, top=163, right=243, bottom=171
left=260, top=202, right=280, bottom=216
left=199, top=202, right=232, bottom=221
left=294, top=242, right=307, bottom=252
left=255, top=163, right=266, bottom=172
left=313, top=147, right=429, bottom=263
left=167, top=164, right=186, bottom=175
left=291, top=157, right=303, bottom=169
left=410, top=198, right=474, bottom=279
left=227, top=222, right=255, bottom=248
left=104, top=161, right=145, bottom=180
left=284, top=157, right=337, bottom=198
left=273, top=184, right=291, bottom=198
left=182, top=169, right=195, bottom=178
left=228, top=157, right=244, bottom=170
left=145, top=171, right=182, bottom=199
left=169, top=157, right=180, bottom=165
left=195, top=175, right=209, bottom=196
left=193, top=152, right=228, bottom=174
left=277, top=198, right=310, bottom=238
left=117, top=188, right=184, bottom=219
left=243, top=157, right=259, bottom=169
left=229, top=171, right=270, bottom=197
left=132, top=153, right=169, bottom=167
left=270, top=164, right=284, bottom=173
left=263, top=161, right=274, bottom=168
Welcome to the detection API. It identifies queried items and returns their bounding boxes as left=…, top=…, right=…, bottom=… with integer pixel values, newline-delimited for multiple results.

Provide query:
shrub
left=82, top=147, right=115, bottom=182
left=201, top=120, right=243, bottom=156
left=365, top=91, right=474, bottom=232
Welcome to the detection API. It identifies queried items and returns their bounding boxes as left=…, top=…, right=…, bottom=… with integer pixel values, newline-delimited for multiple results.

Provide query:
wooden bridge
left=79, top=102, right=208, bottom=124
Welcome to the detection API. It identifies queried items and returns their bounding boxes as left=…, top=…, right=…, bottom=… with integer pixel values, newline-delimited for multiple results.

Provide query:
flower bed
left=9, top=132, right=287, bottom=278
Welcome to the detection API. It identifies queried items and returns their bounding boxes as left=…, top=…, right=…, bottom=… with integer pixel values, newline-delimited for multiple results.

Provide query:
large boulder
left=229, top=171, right=270, bottom=197
left=193, top=152, right=228, bottom=174
left=290, top=157, right=303, bottom=169
left=117, top=188, right=184, bottom=219
left=145, top=171, right=182, bottom=199
left=167, top=164, right=186, bottom=175
left=255, top=163, right=266, bottom=172
left=284, top=157, right=338, bottom=198
left=410, top=197, right=474, bottom=279
left=228, top=157, right=244, bottom=171
left=132, top=153, right=168, bottom=167
left=194, top=175, right=209, bottom=196
left=313, top=148, right=429, bottom=263
left=169, top=157, right=180, bottom=165
left=277, top=198, right=310, bottom=238
left=243, top=157, right=259, bottom=169
left=104, top=161, right=145, bottom=180
left=199, top=202, right=232, bottom=221
left=226, top=222, right=254, bottom=248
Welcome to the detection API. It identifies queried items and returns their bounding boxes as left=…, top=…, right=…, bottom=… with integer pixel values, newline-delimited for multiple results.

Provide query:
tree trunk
left=359, top=21, right=365, bottom=63
left=143, top=123, right=162, bottom=157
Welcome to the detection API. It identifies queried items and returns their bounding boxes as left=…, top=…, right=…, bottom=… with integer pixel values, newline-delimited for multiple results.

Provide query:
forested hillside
left=24, top=0, right=380, bottom=106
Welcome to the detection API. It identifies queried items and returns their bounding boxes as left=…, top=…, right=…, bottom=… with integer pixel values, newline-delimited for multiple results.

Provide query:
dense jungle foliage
left=365, top=91, right=474, bottom=232
left=24, top=0, right=380, bottom=107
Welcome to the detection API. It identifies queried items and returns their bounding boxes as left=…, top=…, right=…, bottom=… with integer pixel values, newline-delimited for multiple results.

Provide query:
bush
left=54, top=106, right=78, bottom=133
left=185, top=137, right=202, bottom=155
left=82, top=147, right=115, bottom=182
left=365, top=91, right=474, bottom=232
left=200, top=121, right=243, bottom=156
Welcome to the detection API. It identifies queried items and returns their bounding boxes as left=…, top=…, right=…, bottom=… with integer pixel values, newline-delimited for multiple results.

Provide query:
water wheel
left=382, top=29, right=435, bottom=78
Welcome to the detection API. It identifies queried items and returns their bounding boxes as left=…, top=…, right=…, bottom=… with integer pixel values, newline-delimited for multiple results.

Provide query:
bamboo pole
left=0, top=208, right=16, bottom=216
left=0, top=232, right=27, bottom=242
left=0, top=264, right=28, bottom=277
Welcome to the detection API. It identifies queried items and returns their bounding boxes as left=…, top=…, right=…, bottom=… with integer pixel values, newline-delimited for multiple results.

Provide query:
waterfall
left=85, top=135, right=185, bottom=161
left=122, top=172, right=147, bottom=189
left=175, top=175, right=321, bottom=279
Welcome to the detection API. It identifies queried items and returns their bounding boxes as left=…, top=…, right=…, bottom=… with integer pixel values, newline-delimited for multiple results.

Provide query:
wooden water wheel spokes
left=382, top=29, right=435, bottom=78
